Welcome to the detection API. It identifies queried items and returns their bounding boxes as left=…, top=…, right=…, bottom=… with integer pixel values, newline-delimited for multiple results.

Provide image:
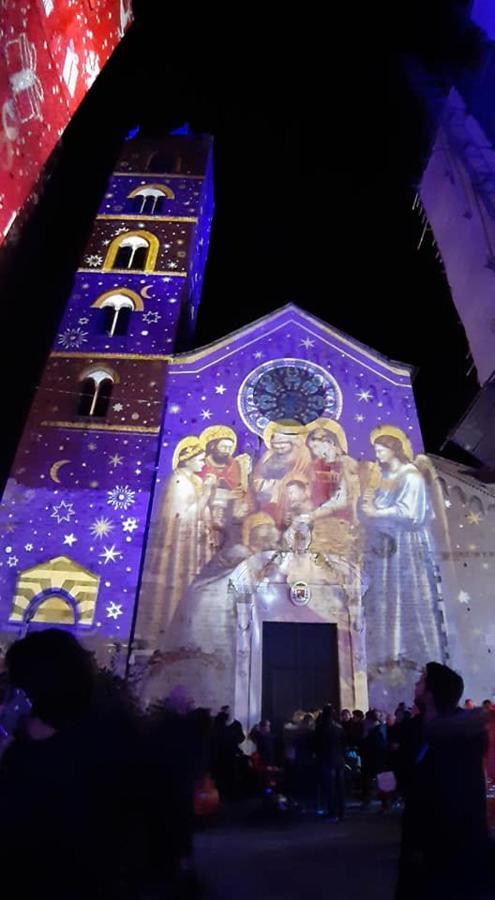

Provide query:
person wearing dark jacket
left=396, top=662, right=490, bottom=900
left=250, top=718, right=275, bottom=765
left=293, top=713, right=317, bottom=810
left=314, top=704, right=346, bottom=821
left=0, top=630, right=143, bottom=899
left=361, top=708, right=388, bottom=805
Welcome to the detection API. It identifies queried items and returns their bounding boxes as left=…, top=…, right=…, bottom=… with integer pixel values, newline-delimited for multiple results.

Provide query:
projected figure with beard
left=252, top=421, right=310, bottom=526
left=200, top=425, right=252, bottom=547
left=360, top=426, right=445, bottom=705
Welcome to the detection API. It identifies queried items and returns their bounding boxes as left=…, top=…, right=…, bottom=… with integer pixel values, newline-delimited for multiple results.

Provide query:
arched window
left=104, top=230, right=159, bottom=273
left=127, top=184, right=175, bottom=215
left=133, top=189, right=163, bottom=214
left=113, top=235, right=150, bottom=270
left=138, top=193, right=163, bottom=215
left=100, top=294, right=135, bottom=336
left=147, top=151, right=182, bottom=174
left=78, top=368, right=114, bottom=418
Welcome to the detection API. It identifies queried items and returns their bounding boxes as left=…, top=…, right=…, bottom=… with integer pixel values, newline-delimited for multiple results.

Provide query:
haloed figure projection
left=360, top=427, right=445, bottom=705
left=147, top=436, right=215, bottom=631
left=302, top=418, right=360, bottom=558
left=252, top=422, right=310, bottom=524
left=201, top=425, right=251, bottom=547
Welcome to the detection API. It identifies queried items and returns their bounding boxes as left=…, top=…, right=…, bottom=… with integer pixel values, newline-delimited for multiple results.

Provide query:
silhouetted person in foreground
left=143, top=686, right=207, bottom=896
left=361, top=708, right=388, bottom=806
left=250, top=718, right=275, bottom=765
left=210, top=706, right=246, bottom=799
left=293, top=713, right=317, bottom=811
left=314, top=704, right=346, bottom=821
left=0, top=629, right=142, bottom=899
left=396, top=662, right=490, bottom=900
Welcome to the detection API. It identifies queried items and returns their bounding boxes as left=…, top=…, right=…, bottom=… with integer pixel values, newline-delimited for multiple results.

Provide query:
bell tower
left=0, top=132, right=214, bottom=666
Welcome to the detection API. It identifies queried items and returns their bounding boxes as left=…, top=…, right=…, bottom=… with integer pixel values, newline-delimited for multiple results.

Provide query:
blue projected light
left=472, top=0, right=495, bottom=40
left=170, top=123, right=191, bottom=136
left=125, top=126, right=140, bottom=140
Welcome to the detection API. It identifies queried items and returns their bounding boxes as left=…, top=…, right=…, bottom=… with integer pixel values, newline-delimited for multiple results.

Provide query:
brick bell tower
left=0, top=132, right=214, bottom=668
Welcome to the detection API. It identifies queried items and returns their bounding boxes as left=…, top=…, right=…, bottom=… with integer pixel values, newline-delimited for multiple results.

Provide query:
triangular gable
left=171, top=303, right=413, bottom=385
left=18, top=555, right=98, bottom=580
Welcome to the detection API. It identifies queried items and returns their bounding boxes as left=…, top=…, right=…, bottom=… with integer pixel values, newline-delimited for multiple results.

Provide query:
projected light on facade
left=0, top=0, right=132, bottom=242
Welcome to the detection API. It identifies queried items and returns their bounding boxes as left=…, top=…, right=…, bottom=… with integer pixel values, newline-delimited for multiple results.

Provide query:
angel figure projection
left=360, top=426, right=446, bottom=701
left=145, top=435, right=215, bottom=632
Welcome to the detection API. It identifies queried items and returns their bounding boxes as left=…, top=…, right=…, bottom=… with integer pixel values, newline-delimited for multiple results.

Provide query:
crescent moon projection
left=49, top=459, right=71, bottom=484
left=140, top=285, right=153, bottom=300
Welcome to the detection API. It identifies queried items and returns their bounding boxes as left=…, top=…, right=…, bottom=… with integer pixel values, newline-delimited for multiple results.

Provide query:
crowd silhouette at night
left=0, top=630, right=493, bottom=898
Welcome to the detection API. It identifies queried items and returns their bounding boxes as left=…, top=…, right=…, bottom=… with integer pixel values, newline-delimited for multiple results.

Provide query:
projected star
left=63, top=533, right=77, bottom=547
left=85, top=254, right=103, bottom=267
left=201, top=409, right=212, bottom=420
left=215, top=384, right=227, bottom=395
left=99, top=544, right=123, bottom=565
left=122, top=517, right=138, bottom=533
left=90, top=517, right=114, bottom=539
left=355, top=414, right=365, bottom=423
left=106, top=602, right=123, bottom=620
left=300, top=338, right=315, bottom=349
left=466, top=511, right=482, bottom=525
left=109, top=453, right=124, bottom=468
left=142, top=311, right=161, bottom=325
left=51, top=501, right=76, bottom=524
left=107, top=486, right=135, bottom=510
left=357, top=390, right=372, bottom=403
left=57, top=328, right=88, bottom=350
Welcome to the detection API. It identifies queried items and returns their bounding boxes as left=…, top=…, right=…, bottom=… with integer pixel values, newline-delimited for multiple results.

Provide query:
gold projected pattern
left=143, top=417, right=448, bottom=712
left=10, top=556, right=100, bottom=626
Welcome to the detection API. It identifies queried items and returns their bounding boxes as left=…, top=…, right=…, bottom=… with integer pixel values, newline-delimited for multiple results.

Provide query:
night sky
left=0, top=0, right=483, bottom=487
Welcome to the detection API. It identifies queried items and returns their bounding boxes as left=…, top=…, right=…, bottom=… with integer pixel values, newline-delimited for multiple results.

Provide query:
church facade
left=132, top=305, right=450, bottom=719
left=0, top=133, right=490, bottom=725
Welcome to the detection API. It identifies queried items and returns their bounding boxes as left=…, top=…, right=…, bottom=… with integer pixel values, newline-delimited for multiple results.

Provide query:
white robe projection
left=363, top=461, right=444, bottom=705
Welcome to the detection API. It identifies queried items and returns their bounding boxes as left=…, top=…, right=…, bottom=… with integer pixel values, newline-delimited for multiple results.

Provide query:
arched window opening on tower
left=100, top=295, right=134, bottom=336
left=147, top=151, right=182, bottom=174
left=113, top=234, right=150, bottom=270
left=104, top=231, right=159, bottom=273
left=78, top=369, right=114, bottom=418
left=138, top=194, right=163, bottom=215
left=131, top=188, right=166, bottom=215
left=127, top=184, right=175, bottom=215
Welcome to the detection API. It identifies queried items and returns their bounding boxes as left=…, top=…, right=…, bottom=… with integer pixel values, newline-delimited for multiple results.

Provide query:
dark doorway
left=262, top=622, right=339, bottom=731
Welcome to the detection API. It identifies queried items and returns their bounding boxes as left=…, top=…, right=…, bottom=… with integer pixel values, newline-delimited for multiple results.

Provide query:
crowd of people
left=0, top=630, right=494, bottom=898
left=249, top=704, right=413, bottom=818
